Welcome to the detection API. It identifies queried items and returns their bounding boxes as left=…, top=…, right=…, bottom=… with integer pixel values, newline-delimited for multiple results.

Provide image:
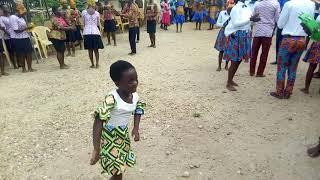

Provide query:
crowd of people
left=1, top=0, right=320, bottom=179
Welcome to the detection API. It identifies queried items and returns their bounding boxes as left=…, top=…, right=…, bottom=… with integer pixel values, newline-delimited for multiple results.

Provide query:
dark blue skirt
left=12, top=38, right=33, bottom=55
left=104, top=20, right=117, bottom=32
left=5, top=39, right=13, bottom=53
left=147, top=20, right=157, bottom=34
left=214, top=28, right=226, bottom=52
left=84, top=35, right=104, bottom=50
left=0, top=41, right=3, bottom=53
left=50, top=38, right=66, bottom=53
left=173, top=14, right=185, bottom=24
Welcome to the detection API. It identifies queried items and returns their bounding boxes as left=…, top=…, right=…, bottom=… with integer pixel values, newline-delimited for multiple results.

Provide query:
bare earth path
left=0, top=23, right=320, bottom=180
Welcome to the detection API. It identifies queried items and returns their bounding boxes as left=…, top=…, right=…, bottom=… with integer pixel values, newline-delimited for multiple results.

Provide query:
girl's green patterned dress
left=94, top=90, right=145, bottom=175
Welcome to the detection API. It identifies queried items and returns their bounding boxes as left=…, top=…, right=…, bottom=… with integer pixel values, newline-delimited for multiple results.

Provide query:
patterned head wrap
left=70, top=0, right=76, bottom=8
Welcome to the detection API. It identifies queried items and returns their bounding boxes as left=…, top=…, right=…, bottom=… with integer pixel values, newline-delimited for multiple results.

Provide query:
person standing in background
left=224, top=0, right=260, bottom=91
left=145, top=0, right=159, bottom=47
left=270, top=0, right=288, bottom=65
left=184, top=0, right=193, bottom=22
left=250, top=0, right=280, bottom=77
left=122, top=0, right=140, bottom=55
left=0, top=7, right=9, bottom=76
left=192, top=0, right=206, bottom=30
left=173, top=0, right=186, bottom=32
left=207, top=0, right=218, bottom=30
left=170, top=0, right=177, bottom=23
left=103, top=0, right=118, bottom=46
left=270, top=0, right=315, bottom=99
left=161, top=0, right=171, bottom=30
left=10, top=2, right=36, bottom=73
left=0, top=5, right=16, bottom=69
left=312, top=0, right=320, bottom=78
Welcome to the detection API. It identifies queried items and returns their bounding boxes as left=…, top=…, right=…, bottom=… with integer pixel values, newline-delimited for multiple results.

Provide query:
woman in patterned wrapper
left=49, top=6, right=75, bottom=69
left=90, top=60, right=145, bottom=180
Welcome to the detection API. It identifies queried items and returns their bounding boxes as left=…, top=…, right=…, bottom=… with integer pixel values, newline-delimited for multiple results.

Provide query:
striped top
left=253, top=0, right=280, bottom=37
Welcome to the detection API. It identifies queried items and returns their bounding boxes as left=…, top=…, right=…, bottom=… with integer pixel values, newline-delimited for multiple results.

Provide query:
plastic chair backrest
left=44, top=20, right=52, bottom=29
left=33, top=26, right=50, bottom=42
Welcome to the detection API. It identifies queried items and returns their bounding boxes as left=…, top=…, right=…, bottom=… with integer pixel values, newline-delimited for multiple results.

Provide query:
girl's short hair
left=110, top=60, right=135, bottom=82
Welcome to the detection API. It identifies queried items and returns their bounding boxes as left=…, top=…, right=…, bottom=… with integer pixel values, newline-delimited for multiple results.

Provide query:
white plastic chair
left=32, top=26, right=53, bottom=58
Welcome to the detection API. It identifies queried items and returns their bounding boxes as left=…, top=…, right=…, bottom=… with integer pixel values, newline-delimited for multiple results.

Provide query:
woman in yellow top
left=49, top=6, right=75, bottom=69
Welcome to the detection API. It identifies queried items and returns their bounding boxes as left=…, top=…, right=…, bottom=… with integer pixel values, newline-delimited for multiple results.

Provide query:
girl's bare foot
left=300, top=88, right=309, bottom=94
left=231, top=81, right=238, bottom=86
left=1, top=72, right=9, bottom=76
left=71, top=53, right=75, bottom=57
left=96, top=64, right=99, bottom=69
left=307, top=144, right=320, bottom=158
left=226, top=84, right=237, bottom=91
left=29, top=69, right=37, bottom=72
left=153, top=45, right=156, bottom=48
left=22, top=69, right=27, bottom=73
left=270, top=92, right=283, bottom=99
left=256, top=74, right=266, bottom=78
left=66, top=53, right=71, bottom=57
left=60, top=65, right=69, bottom=69
left=216, top=67, right=222, bottom=71
left=90, top=65, right=95, bottom=68
left=148, top=45, right=153, bottom=47
left=225, top=66, right=228, bottom=71
left=114, top=43, right=117, bottom=46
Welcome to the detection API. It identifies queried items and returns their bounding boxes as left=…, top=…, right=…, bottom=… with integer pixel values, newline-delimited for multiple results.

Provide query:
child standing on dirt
left=214, top=6, right=232, bottom=71
left=90, top=60, right=145, bottom=180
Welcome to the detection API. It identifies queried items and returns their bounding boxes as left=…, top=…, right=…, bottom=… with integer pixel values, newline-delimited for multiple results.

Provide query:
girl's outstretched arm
left=132, top=115, right=141, bottom=142
left=90, top=116, right=103, bottom=165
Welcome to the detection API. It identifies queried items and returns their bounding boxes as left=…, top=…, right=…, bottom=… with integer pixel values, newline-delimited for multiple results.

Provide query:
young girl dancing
left=82, top=0, right=104, bottom=68
left=214, top=6, right=232, bottom=71
left=90, top=60, right=145, bottom=180
left=174, top=0, right=185, bottom=33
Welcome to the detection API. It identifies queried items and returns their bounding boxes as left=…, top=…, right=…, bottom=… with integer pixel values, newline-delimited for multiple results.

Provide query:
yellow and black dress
left=94, top=90, right=145, bottom=175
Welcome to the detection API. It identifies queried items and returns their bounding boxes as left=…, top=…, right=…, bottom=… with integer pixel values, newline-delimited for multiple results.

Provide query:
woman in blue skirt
left=174, top=0, right=185, bottom=33
left=192, top=0, right=206, bottom=30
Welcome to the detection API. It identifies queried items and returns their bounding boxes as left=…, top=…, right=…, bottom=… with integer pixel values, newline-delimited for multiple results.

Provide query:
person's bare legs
left=225, top=60, right=229, bottom=70
left=110, top=174, right=122, bottom=180
left=66, top=42, right=71, bottom=56
left=196, top=22, right=198, bottom=30
left=153, top=33, right=156, bottom=48
left=79, top=40, right=83, bottom=50
left=26, top=53, right=36, bottom=72
left=217, top=51, right=224, bottom=71
left=176, top=24, right=179, bottom=33
left=180, top=24, right=183, bottom=32
left=9, top=53, right=18, bottom=69
left=112, top=32, right=117, bottom=46
left=227, top=61, right=241, bottom=91
left=148, top=34, right=153, bottom=47
left=0, top=54, right=8, bottom=76
left=107, top=32, right=111, bottom=45
left=199, top=22, right=202, bottom=30
left=17, top=54, right=26, bottom=73
left=94, top=49, right=99, bottom=68
left=71, top=42, right=75, bottom=57
left=88, top=49, right=94, bottom=68
left=301, top=63, right=317, bottom=94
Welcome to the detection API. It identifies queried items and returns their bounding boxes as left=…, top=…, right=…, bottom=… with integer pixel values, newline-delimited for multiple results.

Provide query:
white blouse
left=216, top=10, right=230, bottom=27
left=107, top=90, right=139, bottom=127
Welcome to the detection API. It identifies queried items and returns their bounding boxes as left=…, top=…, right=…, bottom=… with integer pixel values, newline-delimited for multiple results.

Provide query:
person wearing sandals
left=270, top=0, right=315, bottom=99
left=82, top=0, right=104, bottom=68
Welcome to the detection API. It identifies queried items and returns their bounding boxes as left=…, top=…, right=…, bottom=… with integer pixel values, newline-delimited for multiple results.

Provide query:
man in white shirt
left=270, top=0, right=315, bottom=99
left=224, top=0, right=260, bottom=91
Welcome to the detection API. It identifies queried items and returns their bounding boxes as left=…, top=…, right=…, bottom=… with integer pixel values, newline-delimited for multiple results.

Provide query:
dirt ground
left=0, top=23, right=320, bottom=180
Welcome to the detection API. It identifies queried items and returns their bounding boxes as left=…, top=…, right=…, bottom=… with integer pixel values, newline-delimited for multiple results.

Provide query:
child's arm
left=132, top=101, right=146, bottom=142
left=90, top=94, right=115, bottom=165
left=90, top=116, right=103, bottom=165
left=132, top=115, right=141, bottom=141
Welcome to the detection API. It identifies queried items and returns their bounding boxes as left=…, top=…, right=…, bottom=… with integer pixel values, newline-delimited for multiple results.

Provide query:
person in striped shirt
left=250, top=0, right=280, bottom=77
